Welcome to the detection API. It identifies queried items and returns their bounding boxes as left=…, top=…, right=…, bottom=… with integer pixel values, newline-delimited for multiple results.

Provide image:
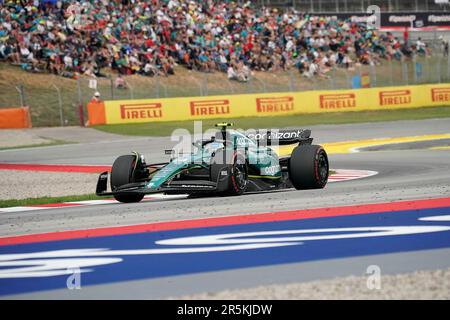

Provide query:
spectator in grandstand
left=115, top=75, right=128, bottom=90
left=416, top=38, right=427, bottom=56
left=0, top=0, right=419, bottom=81
left=403, top=27, right=410, bottom=46
left=0, top=40, right=13, bottom=61
left=227, top=65, right=238, bottom=81
left=439, top=36, right=449, bottom=57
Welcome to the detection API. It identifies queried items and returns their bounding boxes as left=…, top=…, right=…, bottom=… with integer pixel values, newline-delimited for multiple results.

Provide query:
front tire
left=228, top=152, right=248, bottom=196
left=289, top=145, right=329, bottom=190
left=210, top=150, right=248, bottom=196
left=110, top=155, right=145, bottom=203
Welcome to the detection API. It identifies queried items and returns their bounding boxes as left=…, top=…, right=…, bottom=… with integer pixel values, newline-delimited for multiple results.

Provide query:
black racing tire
left=289, top=145, right=329, bottom=190
left=210, top=150, right=248, bottom=196
left=110, top=155, right=144, bottom=203
left=228, top=152, right=248, bottom=196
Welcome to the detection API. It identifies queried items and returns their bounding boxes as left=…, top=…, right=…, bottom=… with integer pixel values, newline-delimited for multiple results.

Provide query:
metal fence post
left=433, top=28, right=438, bottom=53
left=357, top=64, right=363, bottom=85
left=155, top=74, right=161, bottom=98
left=110, top=77, right=115, bottom=100
left=370, top=64, right=377, bottom=88
left=76, top=76, right=85, bottom=127
left=253, top=76, right=267, bottom=93
left=389, top=59, right=394, bottom=86
left=189, top=75, right=203, bottom=96
left=204, top=73, right=209, bottom=96
left=344, top=70, right=351, bottom=89
left=447, top=50, right=450, bottom=82
left=52, top=84, right=64, bottom=127
left=311, top=77, right=317, bottom=91
left=160, top=82, right=168, bottom=98
left=223, top=75, right=235, bottom=94
left=436, top=56, right=442, bottom=83
left=247, top=77, right=254, bottom=93
left=413, top=54, right=418, bottom=84
left=288, top=70, right=295, bottom=92
left=330, top=67, right=337, bottom=90
left=402, top=60, right=409, bottom=85
left=288, top=75, right=294, bottom=92
left=128, top=83, right=134, bottom=100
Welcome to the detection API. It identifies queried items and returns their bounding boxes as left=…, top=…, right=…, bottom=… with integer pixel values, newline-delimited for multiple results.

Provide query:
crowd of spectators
left=0, top=0, right=431, bottom=82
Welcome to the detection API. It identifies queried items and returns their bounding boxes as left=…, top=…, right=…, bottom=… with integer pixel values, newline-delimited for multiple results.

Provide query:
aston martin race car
left=96, top=123, right=329, bottom=203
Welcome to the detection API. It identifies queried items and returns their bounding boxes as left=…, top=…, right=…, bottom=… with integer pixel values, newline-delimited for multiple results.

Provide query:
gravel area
left=0, top=170, right=98, bottom=200
left=0, top=126, right=133, bottom=150
left=25, top=126, right=129, bottom=143
left=177, top=268, right=450, bottom=300
left=0, top=130, right=53, bottom=148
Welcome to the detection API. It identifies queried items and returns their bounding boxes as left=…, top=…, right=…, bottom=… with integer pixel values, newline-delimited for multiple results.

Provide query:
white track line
left=0, top=169, right=377, bottom=213
left=328, top=169, right=378, bottom=182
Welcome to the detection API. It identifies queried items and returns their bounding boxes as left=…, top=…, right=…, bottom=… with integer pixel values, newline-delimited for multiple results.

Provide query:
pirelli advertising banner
left=101, top=83, right=450, bottom=124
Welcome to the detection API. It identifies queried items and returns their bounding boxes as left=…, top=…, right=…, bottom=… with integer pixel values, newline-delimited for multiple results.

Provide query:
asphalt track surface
left=1, top=118, right=450, bottom=299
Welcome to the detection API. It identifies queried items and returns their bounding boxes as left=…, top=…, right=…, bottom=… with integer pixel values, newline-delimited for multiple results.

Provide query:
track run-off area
left=0, top=118, right=449, bottom=298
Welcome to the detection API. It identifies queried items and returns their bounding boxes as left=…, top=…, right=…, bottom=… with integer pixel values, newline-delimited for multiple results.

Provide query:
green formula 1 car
left=96, top=123, right=329, bottom=203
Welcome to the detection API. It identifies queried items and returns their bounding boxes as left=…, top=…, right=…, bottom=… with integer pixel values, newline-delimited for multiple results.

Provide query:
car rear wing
left=245, top=129, right=313, bottom=146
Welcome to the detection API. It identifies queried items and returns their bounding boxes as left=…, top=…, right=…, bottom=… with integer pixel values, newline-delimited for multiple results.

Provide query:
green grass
left=0, top=139, right=74, bottom=151
left=0, top=194, right=104, bottom=208
left=94, top=106, right=450, bottom=137
left=2, top=55, right=450, bottom=127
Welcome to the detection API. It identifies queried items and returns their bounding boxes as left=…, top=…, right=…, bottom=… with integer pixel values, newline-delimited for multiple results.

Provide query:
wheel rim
left=233, top=157, right=247, bottom=191
left=317, top=151, right=329, bottom=184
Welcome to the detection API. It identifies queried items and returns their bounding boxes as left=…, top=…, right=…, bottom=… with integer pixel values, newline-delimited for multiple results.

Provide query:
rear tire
left=289, top=145, right=329, bottom=190
left=110, top=155, right=144, bottom=203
